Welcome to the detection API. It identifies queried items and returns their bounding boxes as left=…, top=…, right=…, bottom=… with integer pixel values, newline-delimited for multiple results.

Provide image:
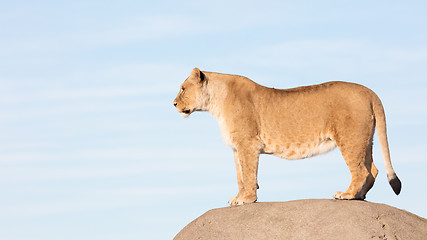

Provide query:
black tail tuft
left=389, top=175, right=402, bottom=195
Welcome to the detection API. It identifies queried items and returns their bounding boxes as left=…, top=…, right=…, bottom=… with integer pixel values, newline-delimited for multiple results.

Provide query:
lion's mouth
left=179, top=108, right=193, bottom=118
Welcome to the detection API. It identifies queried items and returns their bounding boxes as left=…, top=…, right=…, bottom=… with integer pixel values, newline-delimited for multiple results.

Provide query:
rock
left=174, top=199, right=427, bottom=240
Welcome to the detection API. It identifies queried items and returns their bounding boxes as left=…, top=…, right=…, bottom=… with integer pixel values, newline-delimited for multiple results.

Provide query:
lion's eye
left=181, top=87, right=185, bottom=93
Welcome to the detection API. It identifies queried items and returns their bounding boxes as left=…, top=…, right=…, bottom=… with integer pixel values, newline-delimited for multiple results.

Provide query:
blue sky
left=1, top=1, right=427, bottom=239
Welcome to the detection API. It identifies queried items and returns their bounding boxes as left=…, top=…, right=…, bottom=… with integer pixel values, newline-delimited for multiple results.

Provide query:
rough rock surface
left=174, top=199, right=427, bottom=240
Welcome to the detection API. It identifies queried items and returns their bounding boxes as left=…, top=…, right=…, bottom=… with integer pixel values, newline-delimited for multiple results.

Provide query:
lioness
left=173, top=68, right=401, bottom=205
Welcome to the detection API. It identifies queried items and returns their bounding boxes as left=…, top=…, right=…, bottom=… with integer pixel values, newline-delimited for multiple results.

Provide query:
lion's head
left=173, top=68, right=209, bottom=118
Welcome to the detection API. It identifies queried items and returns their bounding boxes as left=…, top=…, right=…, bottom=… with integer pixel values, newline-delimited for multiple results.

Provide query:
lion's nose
left=173, top=101, right=177, bottom=107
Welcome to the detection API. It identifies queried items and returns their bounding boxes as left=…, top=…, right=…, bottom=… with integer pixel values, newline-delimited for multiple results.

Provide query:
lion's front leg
left=228, top=151, right=244, bottom=205
left=228, top=146, right=259, bottom=206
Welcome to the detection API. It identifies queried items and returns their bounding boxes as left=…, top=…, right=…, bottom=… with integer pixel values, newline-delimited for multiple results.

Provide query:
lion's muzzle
left=173, top=100, right=192, bottom=117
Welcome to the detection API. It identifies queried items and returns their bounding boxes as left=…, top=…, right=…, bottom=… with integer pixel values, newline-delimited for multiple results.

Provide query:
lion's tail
left=372, top=94, right=401, bottom=195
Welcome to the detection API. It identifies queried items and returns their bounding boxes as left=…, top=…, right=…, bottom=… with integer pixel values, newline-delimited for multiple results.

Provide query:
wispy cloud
left=0, top=165, right=143, bottom=182
left=0, top=183, right=228, bottom=217
left=0, top=196, right=135, bottom=217
left=0, top=14, right=198, bottom=55
left=0, top=86, right=170, bottom=103
left=0, top=146, right=159, bottom=165
left=210, top=39, right=427, bottom=83
left=0, top=143, right=229, bottom=167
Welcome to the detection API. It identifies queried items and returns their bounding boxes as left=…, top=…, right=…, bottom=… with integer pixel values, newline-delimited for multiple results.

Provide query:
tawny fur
left=174, top=68, right=401, bottom=205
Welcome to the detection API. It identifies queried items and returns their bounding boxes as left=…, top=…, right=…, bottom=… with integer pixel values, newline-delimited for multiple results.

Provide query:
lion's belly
left=262, top=138, right=337, bottom=160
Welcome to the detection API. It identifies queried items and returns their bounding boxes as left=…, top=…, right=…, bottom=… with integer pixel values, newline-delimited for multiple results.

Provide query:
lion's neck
left=204, top=72, right=229, bottom=120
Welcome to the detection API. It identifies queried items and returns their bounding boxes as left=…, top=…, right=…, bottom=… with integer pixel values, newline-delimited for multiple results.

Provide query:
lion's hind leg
left=333, top=133, right=377, bottom=200
left=361, top=143, right=379, bottom=199
left=333, top=151, right=372, bottom=200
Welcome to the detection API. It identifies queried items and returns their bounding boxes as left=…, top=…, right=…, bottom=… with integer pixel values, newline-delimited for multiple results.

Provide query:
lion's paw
left=228, top=196, right=239, bottom=206
left=333, top=191, right=355, bottom=200
left=228, top=194, right=257, bottom=206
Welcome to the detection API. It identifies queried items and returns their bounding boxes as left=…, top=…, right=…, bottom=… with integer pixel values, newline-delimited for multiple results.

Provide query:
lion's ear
left=192, top=68, right=205, bottom=82
left=200, top=71, right=206, bottom=82
left=192, top=68, right=200, bottom=76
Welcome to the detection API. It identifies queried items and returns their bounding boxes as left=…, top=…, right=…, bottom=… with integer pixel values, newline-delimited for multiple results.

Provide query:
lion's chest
left=217, top=117, right=236, bottom=149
